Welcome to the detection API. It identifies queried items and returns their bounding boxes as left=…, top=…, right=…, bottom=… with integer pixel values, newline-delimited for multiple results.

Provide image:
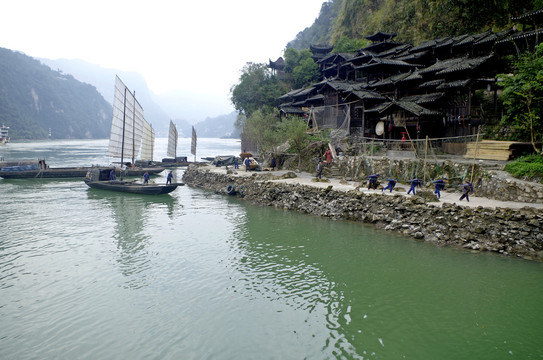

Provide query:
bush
left=504, top=154, right=543, bottom=181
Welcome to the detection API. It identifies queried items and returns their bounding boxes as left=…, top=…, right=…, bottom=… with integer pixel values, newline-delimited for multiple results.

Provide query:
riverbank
left=182, top=164, right=543, bottom=261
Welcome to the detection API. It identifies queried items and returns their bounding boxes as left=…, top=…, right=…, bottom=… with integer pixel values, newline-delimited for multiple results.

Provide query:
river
left=1, top=138, right=542, bottom=359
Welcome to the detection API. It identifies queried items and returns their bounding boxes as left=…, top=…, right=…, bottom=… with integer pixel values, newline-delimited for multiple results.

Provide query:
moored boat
left=0, top=159, right=163, bottom=179
left=84, top=167, right=181, bottom=195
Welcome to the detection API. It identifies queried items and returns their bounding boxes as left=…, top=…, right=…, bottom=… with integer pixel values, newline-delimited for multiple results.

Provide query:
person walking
left=244, top=157, right=251, bottom=172
left=382, top=178, right=397, bottom=193
left=407, top=178, right=422, bottom=195
left=367, top=174, right=380, bottom=190
left=432, top=178, right=447, bottom=199
left=459, top=181, right=473, bottom=202
left=316, top=161, right=323, bottom=179
left=166, top=171, right=173, bottom=184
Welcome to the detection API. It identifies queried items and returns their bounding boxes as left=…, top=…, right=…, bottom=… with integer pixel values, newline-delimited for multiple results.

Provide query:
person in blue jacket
left=459, top=181, right=473, bottom=202
left=432, top=178, right=447, bottom=198
left=367, top=174, right=380, bottom=190
left=407, top=178, right=422, bottom=195
left=143, top=171, right=150, bottom=184
left=382, top=179, right=397, bottom=193
left=166, top=171, right=173, bottom=184
left=109, top=169, right=116, bottom=180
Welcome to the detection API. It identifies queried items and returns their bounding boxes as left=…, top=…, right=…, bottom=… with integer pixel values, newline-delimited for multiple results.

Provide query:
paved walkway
left=208, top=165, right=543, bottom=210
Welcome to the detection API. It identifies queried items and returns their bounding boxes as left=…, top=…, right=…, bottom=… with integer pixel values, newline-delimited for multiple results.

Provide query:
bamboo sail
left=191, top=126, right=197, bottom=161
left=140, top=120, right=155, bottom=162
left=167, top=120, right=178, bottom=159
left=107, top=76, right=145, bottom=165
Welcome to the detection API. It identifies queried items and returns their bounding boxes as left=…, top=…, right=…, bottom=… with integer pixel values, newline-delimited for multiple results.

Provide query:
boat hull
left=0, top=166, right=164, bottom=179
left=84, top=179, right=181, bottom=195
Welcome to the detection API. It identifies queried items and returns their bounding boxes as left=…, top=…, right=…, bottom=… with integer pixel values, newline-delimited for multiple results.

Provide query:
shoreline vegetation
left=182, top=163, right=543, bottom=262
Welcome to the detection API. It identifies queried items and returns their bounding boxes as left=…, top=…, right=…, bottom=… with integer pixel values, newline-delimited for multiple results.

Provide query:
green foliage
left=322, top=0, right=534, bottom=46
left=333, top=36, right=369, bottom=52
left=287, top=1, right=337, bottom=49
left=504, top=154, right=543, bottom=181
left=242, top=107, right=282, bottom=153
left=284, top=48, right=321, bottom=88
left=0, top=47, right=111, bottom=139
left=498, top=43, right=543, bottom=153
left=276, top=116, right=311, bottom=166
left=230, top=63, right=286, bottom=116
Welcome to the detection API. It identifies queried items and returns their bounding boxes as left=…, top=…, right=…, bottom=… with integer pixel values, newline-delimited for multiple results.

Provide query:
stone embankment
left=182, top=164, right=543, bottom=261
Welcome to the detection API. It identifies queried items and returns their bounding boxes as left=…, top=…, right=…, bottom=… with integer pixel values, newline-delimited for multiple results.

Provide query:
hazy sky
left=0, top=0, right=325, bottom=117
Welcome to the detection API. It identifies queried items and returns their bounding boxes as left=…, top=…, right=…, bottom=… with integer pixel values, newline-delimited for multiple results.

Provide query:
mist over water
left=1, top=139, right=542, bottom=359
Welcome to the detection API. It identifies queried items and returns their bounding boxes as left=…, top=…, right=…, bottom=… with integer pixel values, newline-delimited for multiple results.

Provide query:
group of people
left=363, top=174, right=473, bottom=201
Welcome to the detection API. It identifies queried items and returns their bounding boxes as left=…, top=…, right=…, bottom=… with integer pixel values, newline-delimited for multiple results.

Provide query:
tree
left=284, top=48, right=321, bottom=88
left=498, top=44, right=543, bottom=153
left=276, top=116, right=310, bottom=167
left=242, top=107, right=282, bottom=153
left=230, top=62, right=285, bottom=116
left=333, top=36, right=368, bottom=53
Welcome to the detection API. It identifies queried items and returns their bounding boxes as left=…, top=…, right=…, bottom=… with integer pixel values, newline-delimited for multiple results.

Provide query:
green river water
left=0, top=139, right=542, bottom=359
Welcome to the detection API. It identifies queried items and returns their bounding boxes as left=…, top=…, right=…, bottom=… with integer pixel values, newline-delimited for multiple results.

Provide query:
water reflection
left=86, top=190, right=178, bottom=289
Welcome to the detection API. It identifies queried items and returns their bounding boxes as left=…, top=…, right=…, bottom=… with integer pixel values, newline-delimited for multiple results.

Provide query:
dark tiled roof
left=436, top=79, right=472, bottom=89
left=419, top=79, right=446, bottom=88
left=400, top=92, right=445, bottom=104
left=347, top=89, right=386, bottom=100
left=365, top=100, right=441, bottom=116
left=435, top=53, right=494, bottom=75
left=365, top=31, right=397, bottom=42
left=410, top=36, right=450, bottom=52
left=280, top=106, right=306, bottom=114
left=511, top=7, right=543, bottom=21
left=418, top=57, right=467, bottom=74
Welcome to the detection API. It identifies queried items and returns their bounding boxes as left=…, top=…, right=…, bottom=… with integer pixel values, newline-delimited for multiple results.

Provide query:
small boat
left=156, top=121, right=191, bottom=167
left=84, top=76, right=171, bottom=194
left=84, top=167, right=181, bottom=195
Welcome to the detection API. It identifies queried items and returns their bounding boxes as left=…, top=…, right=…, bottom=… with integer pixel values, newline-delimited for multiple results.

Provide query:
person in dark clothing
left=234, top=158, right=239, bottom=169
left=407, top=179, right=422, bottom=195
left=166, top=171, right=173, bottom=184
left=316, top=161, right=323, bottom=179
left=367, top=174, right=380, bottom=190
left=270, top=157, right=276, bottom=171
left=432, top=178, right=447, bottom=199
left=459, top=181, right=473, bottom=201
left=244, top=157, right=251, bottom=172
left=143, top=171, right=150, bottom=184
left=382, top=179, right=397, bottom=193
left=110, top=169, right=116, bottom=180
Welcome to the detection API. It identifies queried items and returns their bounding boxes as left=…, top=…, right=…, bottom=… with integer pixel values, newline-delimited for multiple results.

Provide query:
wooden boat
left=156, top=121, right=191, bottom=167
left=0, top=159, right=163, bottom=179
left=84, top=167, right=181, bottom=195
left=84, top=76, right=170, bottom=194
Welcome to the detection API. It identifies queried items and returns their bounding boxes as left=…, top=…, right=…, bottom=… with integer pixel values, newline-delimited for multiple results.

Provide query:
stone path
left=211, top=165, right=543, bottom=210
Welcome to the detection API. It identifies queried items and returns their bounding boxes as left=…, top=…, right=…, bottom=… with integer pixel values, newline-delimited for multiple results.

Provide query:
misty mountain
left=40, top=58, right=239, bottom=138
left=0, top=47, right=111, bottom=139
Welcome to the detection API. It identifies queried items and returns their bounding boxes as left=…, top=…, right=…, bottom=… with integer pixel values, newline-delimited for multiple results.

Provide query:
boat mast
left=121, top=87, right=127, bottom=169
left=132, top=90, right=137, bottom=165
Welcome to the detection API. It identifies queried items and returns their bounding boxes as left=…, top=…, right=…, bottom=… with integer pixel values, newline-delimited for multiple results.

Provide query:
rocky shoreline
left=182, top=164, right=543, bottom=261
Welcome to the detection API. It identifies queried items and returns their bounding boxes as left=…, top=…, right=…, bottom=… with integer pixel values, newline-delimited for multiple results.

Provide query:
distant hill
left=40, top=58, right=239, bottom=138
left=39, top=58, right=172, bottom=136
left=0, top=47, right=112, bottom=139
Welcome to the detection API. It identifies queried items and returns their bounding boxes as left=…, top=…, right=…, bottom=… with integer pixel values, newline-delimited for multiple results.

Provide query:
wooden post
left=470, top=127, right=481, bottom=183
left=423, top=135, right=429, bottom=184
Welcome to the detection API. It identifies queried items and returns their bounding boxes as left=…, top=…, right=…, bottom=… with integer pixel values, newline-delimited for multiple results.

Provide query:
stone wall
left=183, top=165, right=543, bottom=261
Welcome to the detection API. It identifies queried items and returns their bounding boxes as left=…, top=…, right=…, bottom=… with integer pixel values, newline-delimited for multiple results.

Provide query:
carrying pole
left=470, top=127, right=481, bottom=183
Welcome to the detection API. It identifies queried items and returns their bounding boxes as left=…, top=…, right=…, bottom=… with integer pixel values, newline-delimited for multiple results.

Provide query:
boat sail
left=140, top=120, right=155, bottom=162
left=167, top=120, right=178, bottom=159
left=108, top=75, right=147, bottom=166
